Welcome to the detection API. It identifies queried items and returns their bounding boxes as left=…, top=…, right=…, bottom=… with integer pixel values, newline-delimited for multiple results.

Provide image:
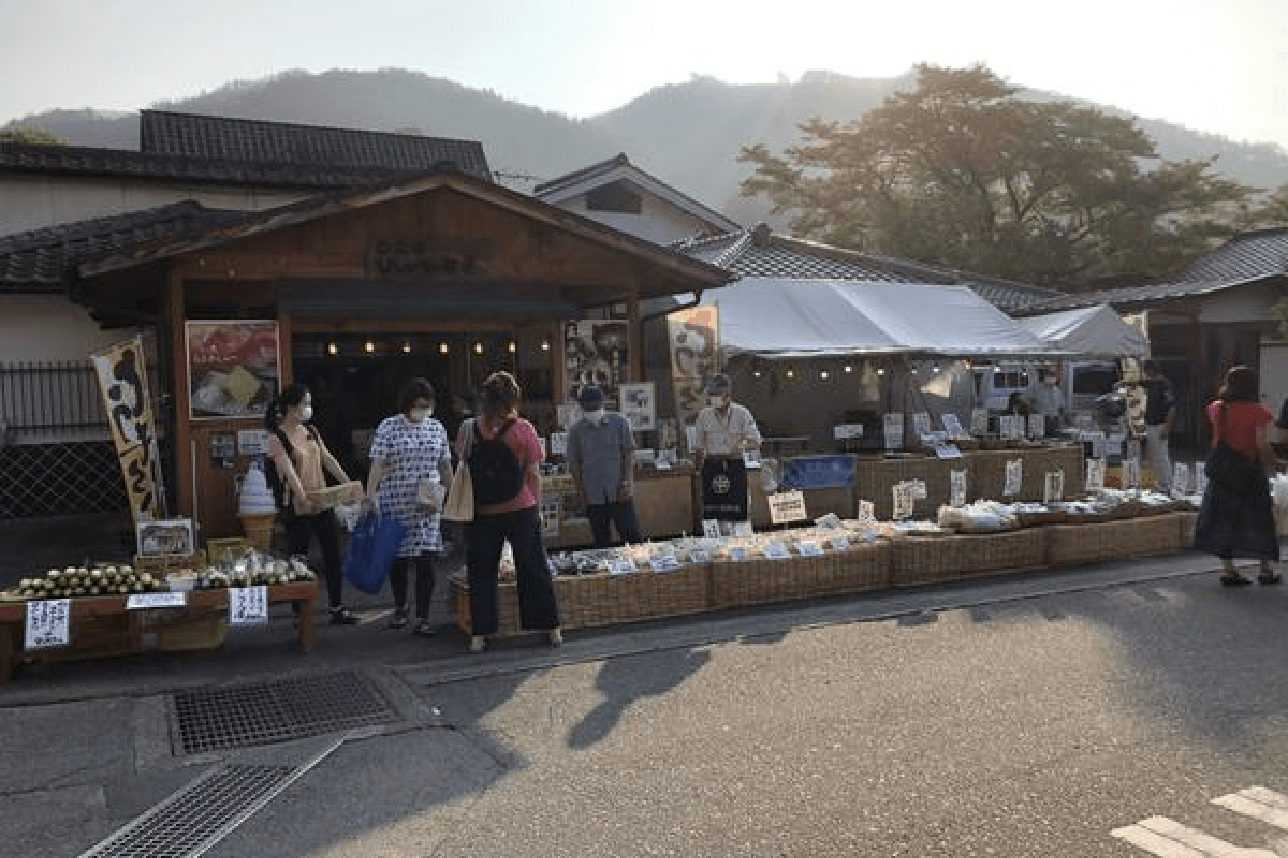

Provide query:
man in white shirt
left=693, top=374, right=761, bottom=521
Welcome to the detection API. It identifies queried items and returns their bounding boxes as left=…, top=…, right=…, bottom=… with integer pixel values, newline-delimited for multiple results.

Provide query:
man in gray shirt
left=567, top=385, right=643, bottom=547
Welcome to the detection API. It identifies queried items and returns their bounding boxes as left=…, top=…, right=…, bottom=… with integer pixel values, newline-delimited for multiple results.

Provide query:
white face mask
left=408, top=407, right=431, bottom=423
left=584, top=408, right=605, bottom=424
left=708, top=395, right=728, bottom=410
left=299, top=405, right=313, bottom=422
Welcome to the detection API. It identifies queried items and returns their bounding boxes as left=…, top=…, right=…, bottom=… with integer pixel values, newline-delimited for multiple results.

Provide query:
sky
left=2, top=0, right=1286, bottom=149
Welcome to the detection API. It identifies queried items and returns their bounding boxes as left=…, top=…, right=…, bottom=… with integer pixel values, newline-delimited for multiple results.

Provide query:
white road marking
left=1213, top=787, right=1288, bottom=830
left=1111, top=815, right=1278, bottom=857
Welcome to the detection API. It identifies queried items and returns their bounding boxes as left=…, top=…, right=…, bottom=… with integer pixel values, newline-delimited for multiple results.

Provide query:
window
left=586, top=181, right=642, bottom=214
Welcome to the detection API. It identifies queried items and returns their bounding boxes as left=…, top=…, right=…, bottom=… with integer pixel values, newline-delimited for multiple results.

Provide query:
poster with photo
left=136, top=518, right=195, bottom=558
left=619, top=382, right=656, bottom=432
left=564, top=320, right=629, bottom=406
left=667, top=306, right=719, bottom=429
left=187, top=321, right=280, bottom=420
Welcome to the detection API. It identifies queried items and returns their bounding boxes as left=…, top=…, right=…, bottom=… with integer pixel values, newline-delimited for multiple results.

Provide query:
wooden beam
left=627, top=292, right=642, bottom=382
left=164, top=267, right=194, bottom=521
left=277, top=306, right=293, bottom=387
left=289, top=316, right=528, bottom=334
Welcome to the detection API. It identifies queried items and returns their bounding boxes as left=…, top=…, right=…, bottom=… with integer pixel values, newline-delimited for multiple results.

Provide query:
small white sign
left=732, top=521, right=755, bottom=537
left=1004, top=459, right=1023, bottom=496
left=768, top=490, right=808, bottom=524
left=229, top=586, right=268, bottom=624
left=857, top=500, right=876, bottom=525
left=237, top=428, right=269, bottom=458
left=702, top=519, right=723, bottom=539
left=933, top=443, right=962, bottom=459
left=911, top=412, right=933, bottom=437
left=833, top=424, right=865, bottom=440
left=609, top=555, right=636, bottom=575
left=1000, top=415, right=1025, bottom=441
left=798, top=541, right=824, bottom=557
left=908, top=479, right=927, bottom=500
left=654, top=458, right=672, bottom=471
left=941, top=413, right=965, bottom=436
left=883, top=413, right=904, bottom=450
left=1043, top=470, right=1065, bottom=503
left=1085, top=458, right=1106, bottom=492
left=1028, top=414, right=1046, bottom=439
left=650, top=555, right=681, bottom=573
left=550, top=432, right=569, bottom=458
left=126, top=592, right=188, bottom=610
left=829, top=534, right=851, bottom=551
left=25, top=599, right=71, bottom=649
left=1087, top=431, right=1107, bottom=460
left=761, top=541, right=791, bottom=559
left=970, top=409, right=989, bottom=436
left=689, top=548, right=711, bottom=564
left=1172, top=462, right=1190, bottom=497
left=1195, top=462, right=1208, bottom=494
left=1122, top=458, right=1141, bottom=490
left=950, top=470, right=968, bottom=508
left=892, top=482, right=914, bottom=520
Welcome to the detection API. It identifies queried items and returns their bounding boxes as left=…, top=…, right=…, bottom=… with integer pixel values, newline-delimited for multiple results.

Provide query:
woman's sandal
left=467, top=635, right=487, bottom=653
left=547, top=629, right=563, bottom=647
left=1258, top=572, right=1283, bottom=586
left=1220, top=573, right=1252, bottom=587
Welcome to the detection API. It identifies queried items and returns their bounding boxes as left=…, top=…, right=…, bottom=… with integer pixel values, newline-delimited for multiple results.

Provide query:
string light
left=540, top=340, right=551, bottom=352
left=439, top=342, right=449, bottom=355
left=326, top=342, right=338, bottom=356
left=473, top=341, right=484, bottom=355
left=507, top=341, right=516, bottom=354
left=844, top=365, right=853, bottom=373
left=364, top=341, right=376, bottom=354
left=786, top=368, right=795, bottom=379
left=402, top=342, right=411, bottom=354
left=820, top=370, right=830, bottom=380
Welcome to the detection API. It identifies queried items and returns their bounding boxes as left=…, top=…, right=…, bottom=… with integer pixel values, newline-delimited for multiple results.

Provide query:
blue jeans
left=586, top=500, right=643, bottom=547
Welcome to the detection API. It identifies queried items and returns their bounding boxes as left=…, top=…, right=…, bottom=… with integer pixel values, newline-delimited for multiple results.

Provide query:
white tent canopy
left=1017, top=304, right=1149, bottom=357
left=710, top=278, right=1063, bottom=359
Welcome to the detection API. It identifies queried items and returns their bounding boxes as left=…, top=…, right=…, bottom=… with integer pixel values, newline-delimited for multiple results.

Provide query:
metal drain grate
left=79, top=763, right=299, bottom=858
left=172, top=671, right=397, bottom=754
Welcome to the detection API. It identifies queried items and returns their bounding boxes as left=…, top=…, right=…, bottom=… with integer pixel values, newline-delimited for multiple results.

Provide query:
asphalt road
left=5, top=553, right=1288, bottom=858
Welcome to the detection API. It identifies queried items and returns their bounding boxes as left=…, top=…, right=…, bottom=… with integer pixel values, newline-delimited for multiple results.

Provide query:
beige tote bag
left=442, top=419, right=475, bottom=523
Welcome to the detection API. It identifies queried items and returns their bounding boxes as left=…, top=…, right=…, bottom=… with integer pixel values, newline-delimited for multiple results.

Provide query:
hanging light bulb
left=786, top=368, right=795, bottom=379
left=820, top=370, right=830, bottom=380
left=326, top=342, right=338, bottom=356
left=473, top=341, right=484, bottom=355
left=877, top=367, right=885, bottom=376
left=402, top=342, right=411, bottom=354
left=439, top=342, right=449, bottom=355
left=844, top=365, right=853, bottom=373
left=540, top=339, right=551, bottom=352
left=753, top=369, right=763, bottom=378
left=507, top=341, right=516, bottom=354
left=364, top=341, right=376, bottom=354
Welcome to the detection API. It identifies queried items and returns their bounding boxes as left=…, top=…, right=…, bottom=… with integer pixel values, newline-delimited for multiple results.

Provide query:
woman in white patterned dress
left=365, top=378, right=454, bottom=635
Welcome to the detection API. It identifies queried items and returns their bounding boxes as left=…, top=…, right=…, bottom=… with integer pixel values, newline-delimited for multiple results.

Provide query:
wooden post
left=165, top=269, right=193, bottom=519
left=551, top=320, right=567, bottom=406
left=627, top=292, right=643, bottom=383
left=277, top=305, right=293, bottom=387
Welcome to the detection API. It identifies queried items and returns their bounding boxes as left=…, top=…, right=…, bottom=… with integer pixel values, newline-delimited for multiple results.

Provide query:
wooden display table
left=0, top=580, right=319, bottom=682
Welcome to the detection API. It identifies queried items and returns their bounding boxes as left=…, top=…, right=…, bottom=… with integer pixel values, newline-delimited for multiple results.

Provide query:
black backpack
left=265, top=424, right=319, bottom=511
left=468, top=419, right=526, bottom=505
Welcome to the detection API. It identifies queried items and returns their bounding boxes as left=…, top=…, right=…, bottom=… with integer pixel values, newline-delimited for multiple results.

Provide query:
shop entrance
left=291, top=331, right=516, bottom=479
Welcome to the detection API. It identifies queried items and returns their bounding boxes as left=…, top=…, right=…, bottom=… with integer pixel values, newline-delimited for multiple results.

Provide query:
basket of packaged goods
left=954, top=527, right=1048, bottom=576
left=888, top=524, right=966, bottom=586
left=1100, top=510, right=1191, bottom=559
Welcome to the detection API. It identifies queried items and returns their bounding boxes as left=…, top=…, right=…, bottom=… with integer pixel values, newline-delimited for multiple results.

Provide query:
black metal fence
left=0, top=360, right=107, bottom=442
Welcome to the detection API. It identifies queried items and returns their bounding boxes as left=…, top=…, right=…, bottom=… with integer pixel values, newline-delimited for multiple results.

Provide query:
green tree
left=0, top=124, right=67, bottom=146
left=739, top=64, right=1254, bottom=288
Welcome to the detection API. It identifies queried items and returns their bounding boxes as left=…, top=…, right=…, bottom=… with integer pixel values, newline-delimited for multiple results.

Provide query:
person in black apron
left=693, top=374, right=762, bottom=522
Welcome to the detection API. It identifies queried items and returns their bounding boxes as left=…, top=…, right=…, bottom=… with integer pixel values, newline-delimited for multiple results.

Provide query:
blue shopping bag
left=342, top=513, right=406, bottom=595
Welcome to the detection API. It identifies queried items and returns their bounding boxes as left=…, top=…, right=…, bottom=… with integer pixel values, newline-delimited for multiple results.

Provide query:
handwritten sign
left=1172, top=463, right=1191, bottom=497
left=702, top=519, right=722, bottom=539
left=857, top=500, right=876, bottom=525
left=1122, top=458, right=1141, bottom=490
left=689, top=548, right=711, bottom=564
left=229, top=586, right=268, bottom=624
left=833, top=424, right=864, bottom=440
left=650, top=555, right=681, bottom=573
left=950, top=470, right=968, bottom=508
left=911, top=412, right=934, bottom=438
left=797, top=541, right=825, bottom=557
left=1195, top=462, right=1208, bottom=495
left=768, top=490, right=808, bottom=524
left=126, top=592, right=188, bottom=610
left=933, top=443, right=962, bottom=459
left=25, top=599, right=71, bottom=649
left=970, top=409, right=989, bottom=436
left=892, top=482, right=914, bottom=520
left=1027, top=414, right=1046, bottom=439
left=941, top=413, right=965, bottom=436
left=1085, top=458, right=1106, bottom=492
left=1043, top=470, right=1065, bottom=503
left=882, top=413, right=904, bottom=450
left=732, top=521, right=755, bottom=537
left=1004, top=459, right=1023, bottom=496
left=908, top=480, right=927, bottom=501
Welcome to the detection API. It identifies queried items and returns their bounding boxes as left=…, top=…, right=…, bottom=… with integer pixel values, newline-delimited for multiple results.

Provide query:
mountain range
left=9, top=67, right=1288, bottom=229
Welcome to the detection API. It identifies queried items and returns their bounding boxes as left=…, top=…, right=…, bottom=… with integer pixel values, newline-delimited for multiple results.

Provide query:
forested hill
left=9, top=68, right=1288, bottom=225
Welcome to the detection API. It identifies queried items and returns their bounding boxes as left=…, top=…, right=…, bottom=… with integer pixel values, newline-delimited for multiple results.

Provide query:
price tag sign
left=1122, top=457, right=1141, bottom=490
left=970, top=409, right=989, bottom=436
left=814, top=513, right=843, bottom=530
left=25, top=599, right=71, bottom=649
left=829, top=534, right=851, bottom=550
left=933, top=443, right=962, bottom=459
left=126, top=592, right=188, bottom=610
left=911, top=412, right=933, bottom=437
left=1004, top=459, right=1023, bottom=496
left=733, top=521, right=755, bottom=537
left=1004, top=416, right=1026, bottom=441
left=768, top=490, right=808, bottom=524
left=1085, top=458, right=1106, bottom=492
left=798, top=541, right=825, bottom=557
left=857, top=500, right=876, bottom=525
left=702, top=519, right=722, bottom=539
left=1028, top=414, right=1046, bottom=439
left=609, top=555, right=636, bottom=575
left=1043, top=470, right=1065, bottom=503
left=833, top=424, right=864, bottom=440
left=1195, top=462, right=1208, bottom=494
left=654, top=458, right=672, bottom=471
left=229, top=586, right=268, bottom=624
left=1088, top=431, right=1107, bottom=460
left=688, top=548, right=711, bottom=564
left=728, top=546, right=749, bottom=562
left=909, top=479, right=927, bottom=500
left=892, top=482, right=914, bottom=520
left=1172, top=462, right=1190, bottom=497
left=549, top=432, right=568, bottom=458
left=761, top=541, right=791, bottom=559
left=941, top=413, right=965, bottom=436
left=883, top=413, right=904, bottom=450
left=950, top=470, right=968, bottom=508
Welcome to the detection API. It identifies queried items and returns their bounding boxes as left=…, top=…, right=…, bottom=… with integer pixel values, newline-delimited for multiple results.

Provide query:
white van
left=973, top=359, right=1123, bottom=418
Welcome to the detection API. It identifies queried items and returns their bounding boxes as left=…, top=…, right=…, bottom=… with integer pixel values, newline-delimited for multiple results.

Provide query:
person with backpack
left=365, top=378, right=454, bottom=635
left=265, top=383, right=359, bottom=624
left=454, top=371, right=561, bottom=653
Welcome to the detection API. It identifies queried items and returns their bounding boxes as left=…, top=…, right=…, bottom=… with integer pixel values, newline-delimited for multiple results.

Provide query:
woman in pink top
left=1194, top=365, right=1283, bottom=586
left=455, top=371, right=561, bottom=652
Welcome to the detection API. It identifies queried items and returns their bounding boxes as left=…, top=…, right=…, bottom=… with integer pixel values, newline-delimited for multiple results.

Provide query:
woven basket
left=709, top=556, right=803, bottom=609
left=1100, top=513, right=1187, bottom=559
left=811, top=543, right=892, bottom=596
left=890, top=534, right=969, bottom=586
left=1045, top=522, right=1111, bottom=567
left=954, top=528, right=1048, bottom=576
left=1178, top=510, right=1199, bottom=545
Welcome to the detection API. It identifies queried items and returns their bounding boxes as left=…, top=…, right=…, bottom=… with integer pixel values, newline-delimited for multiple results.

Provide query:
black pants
left=286, top=509, right=344, bottom=608
left=465, top=506, right=560, bottom=636
left=586, top=500, right=643, bottom=547
left=390, top=554, right=435, bottom=619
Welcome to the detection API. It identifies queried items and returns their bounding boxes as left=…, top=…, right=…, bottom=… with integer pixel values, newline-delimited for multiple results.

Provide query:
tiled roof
left=1019, top=228, right=1288, bottom=314
left=140, top=110, right=492, bottom=181
left=675, top=226, right=1059, bottom=313
left=0, top=202, right=246, bottom=293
